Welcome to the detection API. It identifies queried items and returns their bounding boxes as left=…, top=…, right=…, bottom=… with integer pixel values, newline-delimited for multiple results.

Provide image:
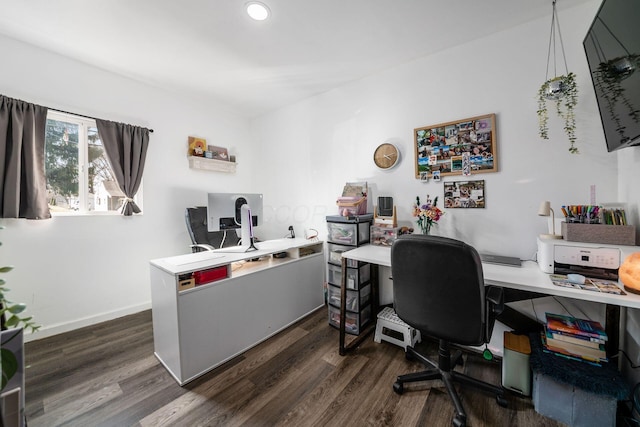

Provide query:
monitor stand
left=240, top=204, right=258, bottom=252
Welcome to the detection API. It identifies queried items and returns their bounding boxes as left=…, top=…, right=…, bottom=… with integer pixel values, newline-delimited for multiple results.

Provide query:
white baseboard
left=23, top=301, right=152, bottom=343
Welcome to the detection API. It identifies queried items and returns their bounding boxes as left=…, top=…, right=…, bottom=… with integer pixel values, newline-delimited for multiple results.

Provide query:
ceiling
left=0, top=0, right=587, bottom=118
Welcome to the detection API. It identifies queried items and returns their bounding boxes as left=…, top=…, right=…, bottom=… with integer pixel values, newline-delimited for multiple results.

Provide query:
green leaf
left=5, top=315, right=19, bottom=327
left=1, top=347, right=19, bottom=390
left=8, top=303, right=26, bottom=314
left=0, top=266, right=13, bottom=273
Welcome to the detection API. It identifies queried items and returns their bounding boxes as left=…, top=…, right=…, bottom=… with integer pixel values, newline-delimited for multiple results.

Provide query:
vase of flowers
left=412, top=195, right=443, bottom=234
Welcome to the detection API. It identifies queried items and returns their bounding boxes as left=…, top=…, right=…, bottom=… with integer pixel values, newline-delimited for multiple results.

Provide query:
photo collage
left=415, top=114, right=496, bottom=178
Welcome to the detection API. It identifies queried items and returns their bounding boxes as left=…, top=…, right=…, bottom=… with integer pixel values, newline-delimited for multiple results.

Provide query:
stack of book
left=542, top=312, right=608, bottom=364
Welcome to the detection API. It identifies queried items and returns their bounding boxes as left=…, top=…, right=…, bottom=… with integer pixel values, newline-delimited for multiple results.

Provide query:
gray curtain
left=96, top=119, right=149, bottom=216
left=0, top=95, right=50, bottom=219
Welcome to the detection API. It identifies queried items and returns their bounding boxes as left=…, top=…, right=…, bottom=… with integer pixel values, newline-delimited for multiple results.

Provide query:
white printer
left=537, top=237, right=638, bottom=280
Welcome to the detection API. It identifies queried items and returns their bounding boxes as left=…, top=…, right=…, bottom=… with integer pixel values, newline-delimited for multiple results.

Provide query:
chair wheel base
left=453, top=414, right=466, bottom=427
left=393, top=381, right=403, bottom=395
left=496, top=394, right=508, bottom=407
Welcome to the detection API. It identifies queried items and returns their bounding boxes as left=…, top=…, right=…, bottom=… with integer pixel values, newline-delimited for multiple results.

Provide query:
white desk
left=339, top=244, right=640, bottom=354
left=150, top=238, right=325, bottom=385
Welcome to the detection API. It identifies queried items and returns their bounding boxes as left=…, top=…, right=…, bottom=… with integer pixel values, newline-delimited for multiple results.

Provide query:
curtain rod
left=49, top=107, right=154, bottom=133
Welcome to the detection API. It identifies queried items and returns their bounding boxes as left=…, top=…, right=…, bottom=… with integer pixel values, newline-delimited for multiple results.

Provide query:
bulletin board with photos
left=414, top=113, right=497, bottom=179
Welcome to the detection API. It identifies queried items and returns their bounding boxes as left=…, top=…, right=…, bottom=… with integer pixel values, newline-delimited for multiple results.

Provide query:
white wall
left=0, top=34, right=254, bottom=340
left=251, top=1, right=617, bottom=260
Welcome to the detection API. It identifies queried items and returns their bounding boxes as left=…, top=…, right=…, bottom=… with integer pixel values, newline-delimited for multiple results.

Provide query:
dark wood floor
left=24, top=308, right=563, bottom=427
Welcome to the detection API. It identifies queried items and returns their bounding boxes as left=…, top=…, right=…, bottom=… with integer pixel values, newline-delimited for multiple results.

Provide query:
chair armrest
left=485, top=285, right=504, bottom=342
left=191, top=244, right=215, bottom=252
left=486, top=285, right=504, bottom=316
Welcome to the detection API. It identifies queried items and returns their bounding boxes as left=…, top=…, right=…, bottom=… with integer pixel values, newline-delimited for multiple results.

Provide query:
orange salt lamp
left=620, top=252, right=640, bottom=294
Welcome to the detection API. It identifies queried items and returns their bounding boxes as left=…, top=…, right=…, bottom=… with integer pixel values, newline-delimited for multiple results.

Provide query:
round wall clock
left=373, top=143, right=400, bottom=170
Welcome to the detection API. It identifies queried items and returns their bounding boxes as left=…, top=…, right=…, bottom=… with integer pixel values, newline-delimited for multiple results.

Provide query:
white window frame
left=45, top=111, right=143, bottom=216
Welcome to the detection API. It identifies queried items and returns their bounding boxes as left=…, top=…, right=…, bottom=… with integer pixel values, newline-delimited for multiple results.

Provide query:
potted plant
left=537, top=72, right=579, bottom=154
left=1, top=226, right=39, bottom=427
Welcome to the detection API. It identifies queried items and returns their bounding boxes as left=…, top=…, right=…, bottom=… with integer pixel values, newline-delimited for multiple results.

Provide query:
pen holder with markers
left=561, top=203, right=635, bottom=245
left=566, top=214, right=600, bottom=224
left=562, top=205, right=601, bottom=224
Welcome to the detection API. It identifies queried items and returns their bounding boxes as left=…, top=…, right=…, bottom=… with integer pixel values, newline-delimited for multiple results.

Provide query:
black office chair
left=391, top=234, right=507, bottom=427
left=185, top=207, right=240, bottom=252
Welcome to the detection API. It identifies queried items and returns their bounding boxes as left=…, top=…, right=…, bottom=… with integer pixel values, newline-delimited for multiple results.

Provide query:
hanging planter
left=537, top=72, right=578, bottom=154
left=536, top=1, right=579, bottom=154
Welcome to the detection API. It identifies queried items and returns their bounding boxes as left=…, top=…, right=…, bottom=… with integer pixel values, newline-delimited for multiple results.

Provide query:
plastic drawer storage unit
left=328, top=304, right=372, bottom=335
left=327, top=283, right=371, bottom=312
left=327, top=263, right=370, bottom=290
left=325, top=214, right=374, bottom=335
left=326, top=214, right=373, bottom=247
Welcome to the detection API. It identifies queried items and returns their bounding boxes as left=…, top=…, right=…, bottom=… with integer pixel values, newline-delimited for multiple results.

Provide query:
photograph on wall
left=443, top=180, right=485, bottom=208
left=414, top=113, right=497, bottom=178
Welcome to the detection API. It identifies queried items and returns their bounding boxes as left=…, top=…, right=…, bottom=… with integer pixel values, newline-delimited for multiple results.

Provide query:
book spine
left=541, top=348, right=603, bottom=367
left=545, top=313, right=608, bottom=339
left=546, top=323, right=606, bottom=340
left=551, top=330, right=606, bottom=344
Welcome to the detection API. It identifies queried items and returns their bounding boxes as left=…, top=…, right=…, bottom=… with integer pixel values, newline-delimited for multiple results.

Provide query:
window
left=45, top=111, right=138, bottom=214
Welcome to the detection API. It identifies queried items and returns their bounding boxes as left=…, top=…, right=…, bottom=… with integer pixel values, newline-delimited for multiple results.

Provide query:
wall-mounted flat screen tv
left=583, top=0, right=640, bottom=152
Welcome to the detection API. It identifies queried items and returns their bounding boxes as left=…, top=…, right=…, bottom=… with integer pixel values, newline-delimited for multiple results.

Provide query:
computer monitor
left=206, top=193, right=263, bottom=232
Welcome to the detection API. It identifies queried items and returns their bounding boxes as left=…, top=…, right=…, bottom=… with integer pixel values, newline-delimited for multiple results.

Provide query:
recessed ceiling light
left=246, top=2, right=270, bottom=21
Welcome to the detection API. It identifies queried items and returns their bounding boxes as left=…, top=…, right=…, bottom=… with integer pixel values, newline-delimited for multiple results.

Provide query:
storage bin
left=371, top=226, right=399, bottom=246
left=327, top=220, right=371, bottom=246
left=327, top=263, right=370, bottom=289
left=327, top=283, right=371, bottom=312
left=327, top=243, right=361, bottom=267
left=502, top=332, right=531, bottom=396
left=192, top=265, right=229, bottom=285
left=328, top=304, right=371, bottom=335
left=561, top=222, right=636, bottom=245
left=336, top=196, right=367, bottom=216
left=532, top=372, right=617, bottom=427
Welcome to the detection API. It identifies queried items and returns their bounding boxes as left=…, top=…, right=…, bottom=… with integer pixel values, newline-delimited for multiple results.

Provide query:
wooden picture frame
left=443, top=180, right=485, bottom=208
left=414, top=113, right=497, bottom=178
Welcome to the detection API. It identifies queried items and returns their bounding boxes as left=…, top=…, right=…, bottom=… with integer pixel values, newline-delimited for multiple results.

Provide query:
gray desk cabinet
left=150, top=239, right=324, bottom=385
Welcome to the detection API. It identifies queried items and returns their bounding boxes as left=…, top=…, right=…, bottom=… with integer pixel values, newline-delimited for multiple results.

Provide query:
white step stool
left=374, top=307, right=421, bottom=350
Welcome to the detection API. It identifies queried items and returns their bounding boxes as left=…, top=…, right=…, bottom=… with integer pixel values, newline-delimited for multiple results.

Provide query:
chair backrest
left=391, top=234, right=487, bottom=346
left=185, top=207, right=239, bottom=250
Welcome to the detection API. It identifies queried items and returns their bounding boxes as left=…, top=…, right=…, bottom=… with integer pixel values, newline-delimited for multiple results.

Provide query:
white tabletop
left=151, top=238, right=320, bottom=275
left=342, top=244, right=640, bottom=310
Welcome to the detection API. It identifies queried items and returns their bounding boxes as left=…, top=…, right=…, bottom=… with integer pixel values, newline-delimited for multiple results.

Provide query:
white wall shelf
left=188, top=155, right=236, bottom=173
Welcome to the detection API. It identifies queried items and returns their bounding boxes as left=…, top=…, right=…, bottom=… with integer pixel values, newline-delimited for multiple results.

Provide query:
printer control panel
left=554, top=245, right=621, bottom=270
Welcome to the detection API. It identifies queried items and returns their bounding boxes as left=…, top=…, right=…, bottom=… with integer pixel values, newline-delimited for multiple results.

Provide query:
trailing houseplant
left=593, top=55, right=640, bottom=143
left=1, top=226, right=40, bottom=392
left=537, top=72, right=579, bottom=154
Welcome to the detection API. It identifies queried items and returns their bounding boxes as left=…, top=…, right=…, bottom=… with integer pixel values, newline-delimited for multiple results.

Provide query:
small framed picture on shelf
left=188, top=136, right=207, bottom=156
left=208, top=145, right=229, bottom=161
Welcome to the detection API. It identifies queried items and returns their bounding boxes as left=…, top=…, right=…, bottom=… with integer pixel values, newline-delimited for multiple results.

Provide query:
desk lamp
left=538, top=201, right=562, bottom=239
